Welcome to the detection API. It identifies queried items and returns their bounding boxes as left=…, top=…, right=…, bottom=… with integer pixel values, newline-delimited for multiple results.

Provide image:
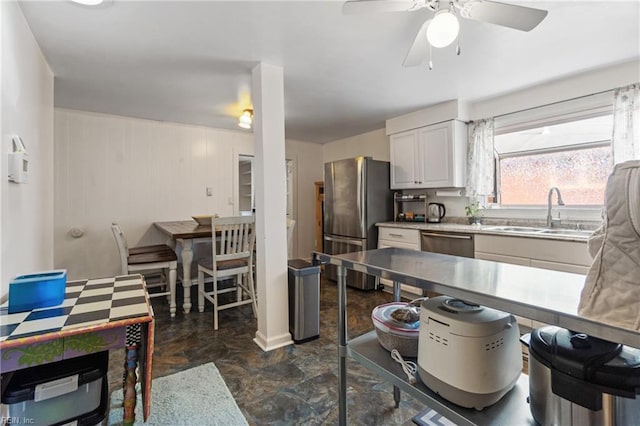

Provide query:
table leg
left=338, top=265, right=348, bottom=426
left=392, top=280, right=401, bottom=408
left=179, top=238, right=193, bottom=314
left=168, top=266, right=177, bottom=317
left=165, top=236, right=176, bottom=250
left=123, top=345, right=138, bottom=426
left=393, top=280, right=401, bottom=302
left=123, top=324, right=143, bottom=426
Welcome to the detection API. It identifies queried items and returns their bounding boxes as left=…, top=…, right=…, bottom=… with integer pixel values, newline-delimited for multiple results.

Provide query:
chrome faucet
left=547, top=187, right=565, bottom=228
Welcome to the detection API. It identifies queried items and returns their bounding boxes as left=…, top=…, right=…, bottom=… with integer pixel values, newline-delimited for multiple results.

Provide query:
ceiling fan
left=343, top=0, right=548, bottom=68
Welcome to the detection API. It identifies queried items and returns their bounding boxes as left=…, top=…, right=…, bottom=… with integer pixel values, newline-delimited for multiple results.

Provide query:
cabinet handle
left=421, top=232, right=472, bottom=240
left=389, top=233, right=404, bottom=238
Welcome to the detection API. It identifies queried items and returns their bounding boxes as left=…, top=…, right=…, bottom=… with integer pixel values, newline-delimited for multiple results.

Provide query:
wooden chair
left=111, top=223, right=178, bottom=317
left=197, top=216, right=256, bottom=330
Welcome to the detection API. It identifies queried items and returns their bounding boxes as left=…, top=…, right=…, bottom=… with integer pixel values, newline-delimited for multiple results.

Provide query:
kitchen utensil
left=372, top=302, right=420, bottom=357
left=522, top=326, right=640, bottom=426
left=417, top=296, right=521, bottom=410
left=427, top=203, right=446, bottom=223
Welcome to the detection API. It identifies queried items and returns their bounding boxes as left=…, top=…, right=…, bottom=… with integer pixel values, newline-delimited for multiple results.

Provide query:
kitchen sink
left=539, top=229, right=593, bottom=237
left=483, top=226, right=544, bottom=233
left=483, top=226, right=592, bottom=239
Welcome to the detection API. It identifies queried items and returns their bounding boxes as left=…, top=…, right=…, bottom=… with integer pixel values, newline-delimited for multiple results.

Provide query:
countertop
left=376, top=221, right=593, bottom=243
left=319, top=246, right=639, bottom=353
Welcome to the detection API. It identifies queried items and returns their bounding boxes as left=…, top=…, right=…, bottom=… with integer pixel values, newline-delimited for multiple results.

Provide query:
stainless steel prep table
left=316, top=247, right=640, bottom=426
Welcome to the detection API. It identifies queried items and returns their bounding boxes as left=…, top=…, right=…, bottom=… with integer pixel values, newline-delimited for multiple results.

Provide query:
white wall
left=285, top=139, right=323, bottom=259
left=1, top=2, right=4, bottom=293
left=324, top=61, right=640, bottom=221
left=1, top=1, right=54, bottom=298
left=322, top=128, right=389, bottom=164
left=469, top=60, right=640, bottom=121
left=54, top=109, right=322, bottom=280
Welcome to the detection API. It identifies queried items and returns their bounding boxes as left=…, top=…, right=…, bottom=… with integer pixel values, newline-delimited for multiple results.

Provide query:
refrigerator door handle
left=323, top=235, right=364, bottom=247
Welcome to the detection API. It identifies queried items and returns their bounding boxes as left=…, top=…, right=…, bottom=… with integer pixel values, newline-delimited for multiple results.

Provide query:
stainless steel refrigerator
left=323, top=157, right=393, bottom=290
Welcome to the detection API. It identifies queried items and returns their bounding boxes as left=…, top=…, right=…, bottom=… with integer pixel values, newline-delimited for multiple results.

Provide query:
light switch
left=206, top=187, right=213, bottom=197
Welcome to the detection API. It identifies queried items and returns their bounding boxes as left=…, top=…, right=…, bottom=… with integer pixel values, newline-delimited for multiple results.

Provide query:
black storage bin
left=1, top=351, right=109, bottom=426
left=288, top=259, right=320, bottom=343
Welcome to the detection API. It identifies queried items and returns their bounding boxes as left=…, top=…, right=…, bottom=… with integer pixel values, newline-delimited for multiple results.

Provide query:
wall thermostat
left=8, top=135, right=28, bottom=184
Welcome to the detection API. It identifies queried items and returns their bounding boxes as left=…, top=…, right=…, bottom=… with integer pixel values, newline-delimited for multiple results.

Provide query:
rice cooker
left=417, top=296, right=522, bottom=410
left=523, top=326, right=640, bottom=426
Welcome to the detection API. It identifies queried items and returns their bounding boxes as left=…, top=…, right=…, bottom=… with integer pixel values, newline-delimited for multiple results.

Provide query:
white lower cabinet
left=475, top=234, right=591, bottom=329
left=529, top=259, right=589, bottom=274
left=377, top=227, right=422, bottom=297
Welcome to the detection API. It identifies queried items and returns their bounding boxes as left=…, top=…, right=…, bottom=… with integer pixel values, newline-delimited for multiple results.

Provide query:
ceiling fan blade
left=342, top=0, right=417, bottom=14
left=403, top=19, right=431, bottom=67
left=459, top=0, right=548, bottom=31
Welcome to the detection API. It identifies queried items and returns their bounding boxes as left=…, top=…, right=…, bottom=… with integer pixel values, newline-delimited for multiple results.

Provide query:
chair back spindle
left=198, top=215, right=256, bottom=330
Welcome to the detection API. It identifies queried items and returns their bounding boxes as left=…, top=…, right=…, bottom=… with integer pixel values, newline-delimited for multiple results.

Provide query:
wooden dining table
left=153, top=220, right=213, bottom=314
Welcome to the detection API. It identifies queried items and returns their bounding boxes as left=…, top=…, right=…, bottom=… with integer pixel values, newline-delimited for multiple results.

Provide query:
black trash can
left=288, top=259, right=320, bottom=343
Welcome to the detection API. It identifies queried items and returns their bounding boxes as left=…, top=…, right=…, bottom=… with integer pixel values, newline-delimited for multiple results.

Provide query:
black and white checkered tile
left=413, top=408, right=458, bottom=426
left=0, top=275, right=149, bottom=342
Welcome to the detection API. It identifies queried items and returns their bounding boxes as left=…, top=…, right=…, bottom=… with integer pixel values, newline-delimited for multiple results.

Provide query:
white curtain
left=466, top=118, right=495, bottom=200
left=612, top=83, right=640, bottom=164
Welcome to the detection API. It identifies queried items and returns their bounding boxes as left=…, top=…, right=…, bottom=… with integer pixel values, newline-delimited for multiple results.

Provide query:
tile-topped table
left=0, top=274, right=154, bottom=425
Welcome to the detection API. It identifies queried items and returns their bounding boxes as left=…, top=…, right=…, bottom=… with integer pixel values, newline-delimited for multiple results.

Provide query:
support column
left=252, top=63, right=293, bottom=351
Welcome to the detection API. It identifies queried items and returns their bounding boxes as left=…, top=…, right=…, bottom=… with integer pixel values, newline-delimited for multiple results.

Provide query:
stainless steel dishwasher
left=420, top=231, right=475, bottom=258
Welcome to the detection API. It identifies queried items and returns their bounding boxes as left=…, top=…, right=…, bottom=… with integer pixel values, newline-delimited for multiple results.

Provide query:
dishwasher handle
left=421, top=232, right=473, bottom=240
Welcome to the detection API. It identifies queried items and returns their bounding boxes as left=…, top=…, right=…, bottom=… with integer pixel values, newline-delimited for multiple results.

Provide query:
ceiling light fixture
left=426, top=5, right=460, bottom=48
left=238, top=109, right=253, bottom=129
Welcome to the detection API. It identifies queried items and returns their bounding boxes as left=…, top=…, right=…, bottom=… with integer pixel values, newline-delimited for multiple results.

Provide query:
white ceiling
left=18, top=0, right=640, bottom=143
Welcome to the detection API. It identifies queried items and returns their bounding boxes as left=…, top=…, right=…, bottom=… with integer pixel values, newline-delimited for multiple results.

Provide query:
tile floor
left=108, top=276, right=425, bottom=425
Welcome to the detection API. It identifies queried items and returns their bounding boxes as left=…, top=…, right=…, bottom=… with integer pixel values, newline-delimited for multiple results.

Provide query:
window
left=494, top=110, right=613, bottom=206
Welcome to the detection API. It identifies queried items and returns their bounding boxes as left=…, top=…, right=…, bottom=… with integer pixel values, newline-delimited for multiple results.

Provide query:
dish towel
left=578, top=160, right=640, bottom=330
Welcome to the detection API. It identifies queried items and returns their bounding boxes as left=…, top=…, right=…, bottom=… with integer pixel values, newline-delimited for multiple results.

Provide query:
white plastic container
left=1, top=351, right=108, bottom=425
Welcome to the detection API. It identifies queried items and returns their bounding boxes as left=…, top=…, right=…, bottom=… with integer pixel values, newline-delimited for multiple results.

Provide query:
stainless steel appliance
left=287, top=259, right=320, bottom=343
left=417, top=296, right=522, bottom=410
left=421, top=231, right=474, bottom=258
left=427, top=203, right=446, bottom=223
left=323, top=157, right=393, bottom=290
left=523, top=326, right=640, bottom=426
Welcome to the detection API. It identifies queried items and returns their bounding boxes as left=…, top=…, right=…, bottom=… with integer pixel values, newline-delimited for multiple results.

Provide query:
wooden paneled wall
left=54, top=109, right=322, bottom=280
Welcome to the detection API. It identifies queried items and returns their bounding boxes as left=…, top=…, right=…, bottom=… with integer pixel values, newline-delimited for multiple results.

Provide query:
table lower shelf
left=348, top=331, right=535, bottom=426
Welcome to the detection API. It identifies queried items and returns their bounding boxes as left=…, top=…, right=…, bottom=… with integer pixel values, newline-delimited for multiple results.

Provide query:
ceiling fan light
left=238, top=109, right=253, bottom=129
left=70, top=0, right=105, bottom=5
left=426, top=10, right=460, bottom=48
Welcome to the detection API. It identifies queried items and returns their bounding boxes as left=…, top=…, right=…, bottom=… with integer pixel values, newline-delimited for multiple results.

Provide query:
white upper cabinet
left=389, top=129, right=419, bottom=188
left=390, top=120, right=467, bottom=189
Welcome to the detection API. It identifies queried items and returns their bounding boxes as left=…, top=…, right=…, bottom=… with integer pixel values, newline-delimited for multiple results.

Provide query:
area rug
left=108, top=363, right=248, bottom=426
